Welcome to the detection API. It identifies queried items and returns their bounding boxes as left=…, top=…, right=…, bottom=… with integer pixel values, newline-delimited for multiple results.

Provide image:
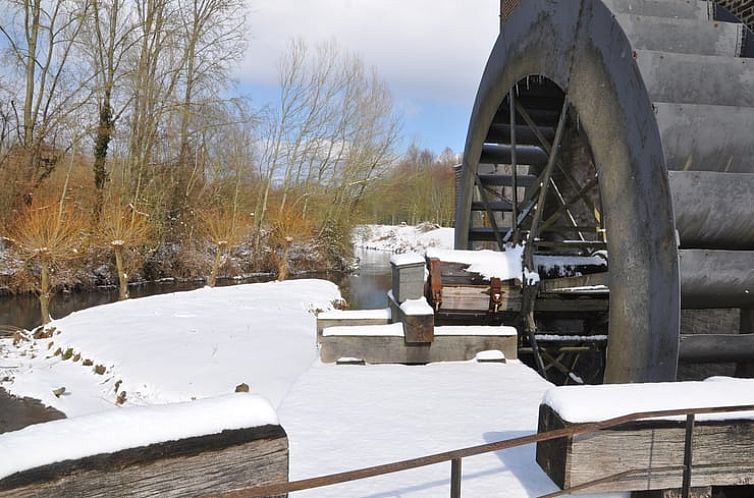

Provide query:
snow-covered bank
left=354, top=223, right=454, bottom=253
left=0, top=280, right=342, bottom=416
left=279, top=360, right=626, bottom=498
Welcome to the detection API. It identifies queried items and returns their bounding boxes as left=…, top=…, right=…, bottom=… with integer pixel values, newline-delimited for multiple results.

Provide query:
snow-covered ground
left=353, top=223, right=454, bottom=253
left=4, top=270, right=746, bottom=497
left=0, top=280, right=342, bottom=416
left=280, top=360, right=625, bottom=498
left=0, top=276, right=601, bottom=496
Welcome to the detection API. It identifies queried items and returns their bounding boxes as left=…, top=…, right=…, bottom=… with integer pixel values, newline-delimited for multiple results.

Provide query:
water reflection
left=340, top=249, right=392, bottom=310
left=0, top=249, right=394, bottom=329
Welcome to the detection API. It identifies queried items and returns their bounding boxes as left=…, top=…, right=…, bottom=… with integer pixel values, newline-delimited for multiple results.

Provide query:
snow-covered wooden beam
left=0, top=394, right=287, bottom=498
left=536, top=379, right=754, bottom=493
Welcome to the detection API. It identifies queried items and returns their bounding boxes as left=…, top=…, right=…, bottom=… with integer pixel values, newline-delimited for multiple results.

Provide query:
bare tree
left=0, top=0, right=93, bottom=185
left=80, top=0, right=139, bottom=212
left=175, top=0, right=246, bottom=163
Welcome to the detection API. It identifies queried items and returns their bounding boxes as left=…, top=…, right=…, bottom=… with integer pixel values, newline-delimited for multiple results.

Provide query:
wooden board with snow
left=0, top=395, right=288, bottom=498
left=536, top=379, right=754, bottom=492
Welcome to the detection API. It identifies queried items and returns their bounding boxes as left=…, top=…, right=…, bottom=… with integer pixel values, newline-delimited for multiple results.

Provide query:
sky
left=235, top=0, right=500, bottom=155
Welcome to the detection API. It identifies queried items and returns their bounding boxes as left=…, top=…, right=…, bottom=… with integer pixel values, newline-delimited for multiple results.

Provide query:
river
left=0, top=248, right=392, bottom=330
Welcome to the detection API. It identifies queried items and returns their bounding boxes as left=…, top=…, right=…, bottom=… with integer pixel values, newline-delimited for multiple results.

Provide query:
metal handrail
left=207, top=403, right=754, bottom=498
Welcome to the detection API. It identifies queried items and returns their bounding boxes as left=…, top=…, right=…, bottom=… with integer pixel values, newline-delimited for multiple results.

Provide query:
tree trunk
left=277, top=237, right=293, bottom=281
left=113, top=244, right=129, bottom=300
left=39, top=261, right=51, bottom=325
left=208, top=244, right=224, bottom=287
left=23, top=0, right=42, bottom=148
left=93, top=91, right=113, bottom=213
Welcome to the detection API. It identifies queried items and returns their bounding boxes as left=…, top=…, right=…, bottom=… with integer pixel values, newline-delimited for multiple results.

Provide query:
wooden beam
left=541, top=273, right=608, bottom=294
left=0, top=426, right=288, bottom=498
left=536, top=404, right=754, bottom=492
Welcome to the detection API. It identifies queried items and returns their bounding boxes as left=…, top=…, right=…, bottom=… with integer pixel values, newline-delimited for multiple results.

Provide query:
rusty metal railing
left=206, top=403, right=754, bottom=498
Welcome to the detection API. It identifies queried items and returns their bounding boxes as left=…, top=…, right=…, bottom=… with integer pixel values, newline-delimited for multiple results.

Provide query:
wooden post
left=681, top=414, right=695, bottom=498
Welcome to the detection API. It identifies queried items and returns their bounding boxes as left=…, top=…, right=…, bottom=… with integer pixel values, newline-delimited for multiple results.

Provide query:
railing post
left=681, top=413, right=695, bottom=498
left=450, top=458, right=462, bottom=498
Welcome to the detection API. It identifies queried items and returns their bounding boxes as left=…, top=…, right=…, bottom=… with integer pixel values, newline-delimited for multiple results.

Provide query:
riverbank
left=0, top=279, right=343, bottom=417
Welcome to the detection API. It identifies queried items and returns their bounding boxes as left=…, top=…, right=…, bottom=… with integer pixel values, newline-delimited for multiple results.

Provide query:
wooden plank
left=534, top=297, right=608, bottom=313
left=540, top=273, right=608, bottom=294
left=317, top=317, right=391, bottom=343
left=536, top=404, right=754, bottom=492
left=0, top=426, right=288, bottom=498
left=440, top=286, right=521, bottom=312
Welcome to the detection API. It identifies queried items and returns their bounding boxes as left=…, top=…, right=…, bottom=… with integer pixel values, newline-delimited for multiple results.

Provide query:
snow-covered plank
left=389, top=252, right=425, bottom=267
left=0, top=394, right=287, bottom=498
left=543, top=378, right=754, bottom=424
left=537, top=379, right=754, bottom=492
left=316, top=308, right=392, bottom=343
left=317, top=308, right=391, bottom=321
left=426, top=246, right=524, bottom=281
left=322, top=323, right=404, bottom=337
left=435, top=325, right=518, bottom=337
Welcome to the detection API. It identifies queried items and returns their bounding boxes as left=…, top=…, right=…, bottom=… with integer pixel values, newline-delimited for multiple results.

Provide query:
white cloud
left=237, top=0, right=500, bottom=106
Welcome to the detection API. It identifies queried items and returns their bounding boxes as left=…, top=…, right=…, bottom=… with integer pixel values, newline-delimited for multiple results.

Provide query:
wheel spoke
left=515, top=100, right=602, bottom=221
left=523, top=96, right=570, bottom=269
left=539, top=174, right=599, bottom=233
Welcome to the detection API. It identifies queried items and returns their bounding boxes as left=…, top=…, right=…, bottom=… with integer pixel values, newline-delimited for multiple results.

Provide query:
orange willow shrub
left=99, top=204, right=153, bottom=300
left=6, top=202, right=86, bottom=324
left=200, top=208, right=249, bottom=287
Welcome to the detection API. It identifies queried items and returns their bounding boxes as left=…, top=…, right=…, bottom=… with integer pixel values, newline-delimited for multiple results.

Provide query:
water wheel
left=454, top=0, right=754, bottom=383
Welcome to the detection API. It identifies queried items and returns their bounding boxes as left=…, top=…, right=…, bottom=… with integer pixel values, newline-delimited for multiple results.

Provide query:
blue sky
left=235, top=0, right=500, bottom=154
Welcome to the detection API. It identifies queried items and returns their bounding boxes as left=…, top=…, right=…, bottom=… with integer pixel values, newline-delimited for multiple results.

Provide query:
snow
left=550, top=285, right=609, bottom=294
left=0, top=393, right=276, bottom=480
left=535, top=334, right=608, bottom=342
left=322, top=323, right=404, bottom=337
left=279, top=360, right=626, bottom=498
left=426, top=246, right=524, bottom=281
left=400, top=296, right=434, bottom=316
left=475, top=350, right=506, bottom=361
left=524, top=269, right=540, bottom=285
left=436, top=325, right=518, bottom=337
left=317, top=308, right=391, bottom=321
left=0, top=274, right=636, bottom=496
left=534, top=254, right=607, bottom=269
left=543, top=378, right=754, bottom=424
left=354, top=224, right=454, bottom=253
left=0, top=280, right=341, bottom=415
left=389, top=252, right=425, bottom=267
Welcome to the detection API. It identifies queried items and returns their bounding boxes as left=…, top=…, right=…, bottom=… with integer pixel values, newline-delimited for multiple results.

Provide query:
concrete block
left=391, top=261, right=426, bottom=303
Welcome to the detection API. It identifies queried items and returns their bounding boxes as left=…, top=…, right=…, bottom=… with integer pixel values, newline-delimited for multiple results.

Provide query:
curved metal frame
left=456, top=0, right=680, bottom=383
